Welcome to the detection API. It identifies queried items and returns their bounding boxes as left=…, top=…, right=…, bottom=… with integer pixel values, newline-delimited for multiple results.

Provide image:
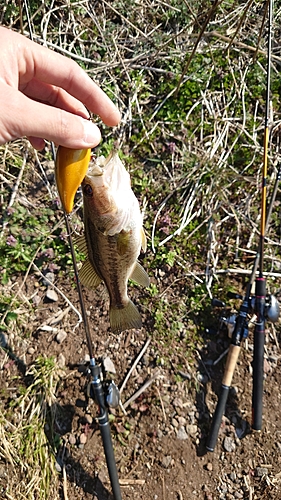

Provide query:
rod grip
left=206, top=345, right=240, bottom=452
left=206, top=385, right=229, bottom=452
left=99, top=420, right=123, bottom=500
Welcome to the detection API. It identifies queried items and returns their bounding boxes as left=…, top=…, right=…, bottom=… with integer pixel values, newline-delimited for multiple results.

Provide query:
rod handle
left=99, top=420, right=123, bottom=500
left=206, top=385, right=229, bottom=452
left=206, top=345, right=240, bottom=452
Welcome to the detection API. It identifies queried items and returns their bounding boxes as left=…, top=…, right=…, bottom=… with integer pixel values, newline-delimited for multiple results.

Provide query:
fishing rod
left=23, top=1, right=123, bottom=496
left=252, top=0, right=273, bottom=432
left=206, top=159, right=280, bottom=451
left=207, top=0, right=280, bottom=451
left=59, top=180, right=123, bottom=500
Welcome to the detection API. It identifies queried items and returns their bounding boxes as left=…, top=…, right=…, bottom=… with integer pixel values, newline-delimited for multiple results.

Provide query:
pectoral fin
left=117, top=230, right=131, bottom=256
left=130, top=261, right=150, bottom=287
left=141, top=227, right=147, bottom=253
left=78, top=258, right=102, bottom=289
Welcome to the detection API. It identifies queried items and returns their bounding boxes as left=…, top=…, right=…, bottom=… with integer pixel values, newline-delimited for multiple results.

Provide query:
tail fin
left=109, top=300, right=142, bottom=334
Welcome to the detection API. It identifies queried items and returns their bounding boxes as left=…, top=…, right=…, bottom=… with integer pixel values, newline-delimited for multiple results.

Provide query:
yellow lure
left=55, top=146, right=91, bottom=213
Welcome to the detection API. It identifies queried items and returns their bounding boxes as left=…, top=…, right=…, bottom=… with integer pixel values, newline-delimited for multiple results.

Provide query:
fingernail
left=83, top=120, right=101, bottom=146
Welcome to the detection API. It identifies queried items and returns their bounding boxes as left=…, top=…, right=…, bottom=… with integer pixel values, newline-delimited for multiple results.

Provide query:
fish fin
left=109, top=300, right=142, bottom=334
left=78, top=259, right=102, bottom=289
left=141, top=227, right=147, bottom=253
left=74, top=234, right=88, bottom=254
left=130, top=261, right=150, bottom=287
left=117, top=230, right=131, bottom=256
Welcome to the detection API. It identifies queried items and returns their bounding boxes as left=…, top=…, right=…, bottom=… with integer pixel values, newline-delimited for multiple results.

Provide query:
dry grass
left=1, top=1, right=281, bottom=499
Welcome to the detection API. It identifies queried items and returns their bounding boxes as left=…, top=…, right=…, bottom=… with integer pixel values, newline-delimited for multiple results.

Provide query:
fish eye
left=83, top=184, right=93, bottom=197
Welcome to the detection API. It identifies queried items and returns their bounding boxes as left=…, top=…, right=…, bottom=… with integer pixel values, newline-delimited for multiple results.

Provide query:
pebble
left=263, top=358, right=272, bottom=374
left=223, top=436, right=236, bottom=452
left=42, top=272, right=55, bottom=286
left=206, top=462, right=213, bottom=471
left=56, top=330, right=67, bottom=344
left=68, top=434, right=76, bottom=445
left=255, top=467, right=268, bottom=477
left=177, top=426, right=188, bottom=440
left=46, top=288, right=58, bottom=302
left=57, top=353, right=66, bottom=368
left=27, top=346, right=36, bottom=355
left=55, top=459, right=62, bottom=472
left=177, top=416, right=187, bottom=426
left=186, top=424, right=197, bottom=435
left=103, top=356, right=116, bottom=374
left=0, top=332, right=8, bottom=348
left=162, top=455, right=172, bottom=468
left=79, top=433, right=87, bottom=445
left=84, top=414, right=93, bottom=425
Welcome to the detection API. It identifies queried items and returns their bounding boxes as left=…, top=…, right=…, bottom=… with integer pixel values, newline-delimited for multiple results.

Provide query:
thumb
left=0, top=85, right=102, bottom=148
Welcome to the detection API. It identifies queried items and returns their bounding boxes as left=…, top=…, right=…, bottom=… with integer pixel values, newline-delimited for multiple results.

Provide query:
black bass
left=75, top=151, right=150, bottom=334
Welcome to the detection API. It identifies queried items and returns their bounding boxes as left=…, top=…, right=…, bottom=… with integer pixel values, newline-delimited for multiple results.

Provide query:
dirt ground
left=1, top=262, right=281, bottom=500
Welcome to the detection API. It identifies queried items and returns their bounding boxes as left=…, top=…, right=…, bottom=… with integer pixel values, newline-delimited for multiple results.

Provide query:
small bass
left=76, top=151, right=149, bottom=334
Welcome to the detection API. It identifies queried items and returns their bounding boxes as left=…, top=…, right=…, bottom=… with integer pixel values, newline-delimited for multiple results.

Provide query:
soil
left=1, top=240, right=281, bottom=500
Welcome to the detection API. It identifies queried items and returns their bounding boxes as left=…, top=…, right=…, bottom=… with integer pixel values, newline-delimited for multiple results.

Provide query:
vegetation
left=1, top=0, right=281, bottom=498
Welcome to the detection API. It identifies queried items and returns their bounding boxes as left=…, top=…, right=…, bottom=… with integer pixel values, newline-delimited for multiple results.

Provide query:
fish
left=75, top=150, right=150, bottom=334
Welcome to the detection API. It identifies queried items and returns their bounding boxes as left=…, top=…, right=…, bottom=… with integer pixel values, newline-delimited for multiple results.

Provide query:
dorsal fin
left=78, top=259, right=102, bottom=289
left=129, top=261, right=150, bottom=287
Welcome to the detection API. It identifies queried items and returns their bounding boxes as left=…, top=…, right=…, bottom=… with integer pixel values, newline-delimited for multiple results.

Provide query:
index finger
left=19, top=33, right=121, bottom=126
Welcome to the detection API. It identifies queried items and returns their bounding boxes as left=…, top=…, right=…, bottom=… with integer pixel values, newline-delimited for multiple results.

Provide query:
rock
left=46, top=288, right=58, bottom=302
left=255, top=467, right=268, bottom=477
left=103, top=356, right=116, bottom=374
left=68, top=434, right=76, bottom=445
left=84, top=414, right=93, bottom=425
left=162, top=455, right=172, bottom=468
left=42, top=272, right=55, bottom=286
left=177, top=416, right=187, bottom=426
left=234, top=492, right=243, bottom=499
left=27, top=346, right=36, bottom=355
left=235, top=419, right=247, bottom=439
left=206, top=462, right=213, bottom=471
left=55, top=458, right=62, bottom=472
left=186, top=424, right=197, bottom=435
left=177, top=426, right=188, bottom=440
left=223, top=436, right=236, bottom=452
left=263, top=358, right=272, bottom=374
left=0, top=332, right=8, bottom=348
left=56, top=330, right=67, bottom=344
left=57, top=353, right=66, bottom=368
left=79, top=433, right=87, bottom=445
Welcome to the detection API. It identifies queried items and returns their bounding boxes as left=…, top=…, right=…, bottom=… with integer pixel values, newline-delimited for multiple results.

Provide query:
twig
left=123, top=371, right=162, bottom=410
left=156, top=386, right=167, bottom=421
left=62, top=465, right=68, bottom=500
left=1, top=151, right=28, bottom=237
left=119, top=479, right=145, bottom=486
left=32, top=264, right=82, bottom=328
left=119, top=338, right=151, bottom=395
left=162, top=475, right=166, bottom=500
left=213, top=348, right=229, bottom=366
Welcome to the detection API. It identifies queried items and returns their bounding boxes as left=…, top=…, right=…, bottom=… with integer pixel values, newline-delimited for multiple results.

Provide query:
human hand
left=0, top=27, right=121, bottom=150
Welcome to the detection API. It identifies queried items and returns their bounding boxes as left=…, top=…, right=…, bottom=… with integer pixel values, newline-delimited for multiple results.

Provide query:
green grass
left=1, top=0, right=281, bottom=498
